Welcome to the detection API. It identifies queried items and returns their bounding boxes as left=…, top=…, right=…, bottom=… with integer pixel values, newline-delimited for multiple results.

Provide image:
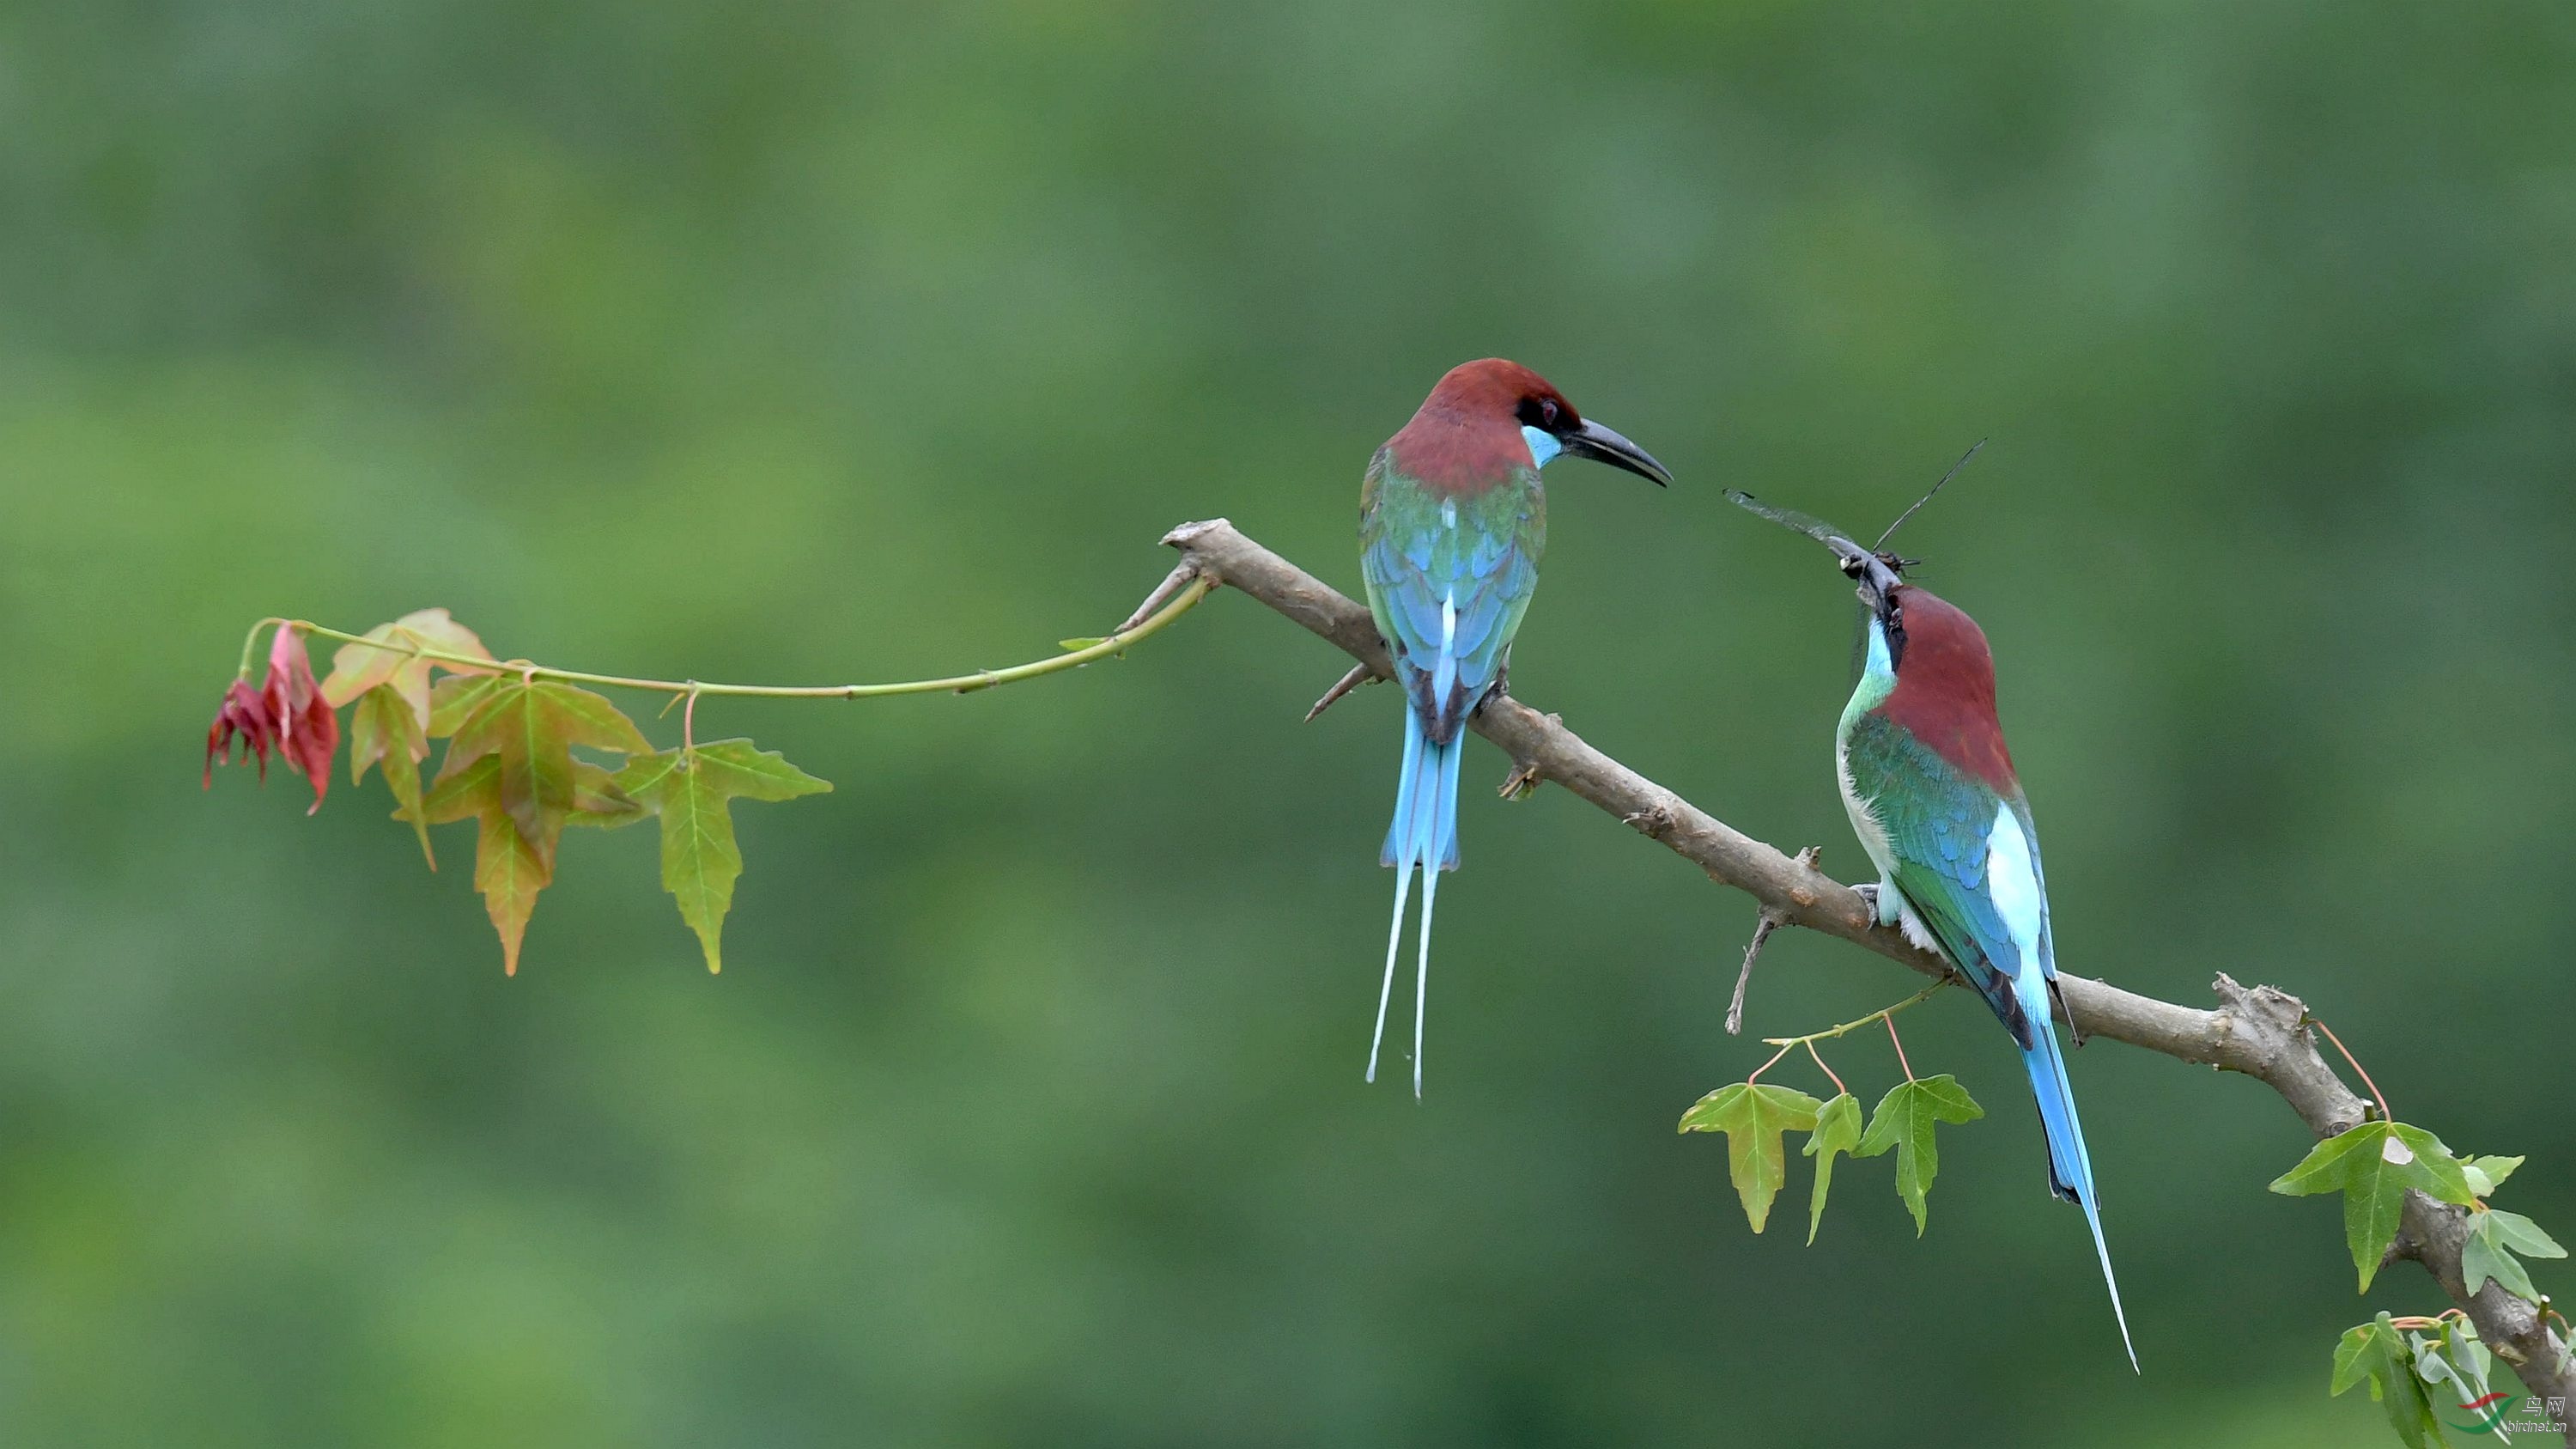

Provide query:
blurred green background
left=5, top=1, right=2573, bottom=1444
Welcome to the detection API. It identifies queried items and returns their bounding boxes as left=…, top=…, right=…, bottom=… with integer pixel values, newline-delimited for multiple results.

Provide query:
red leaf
left=262, top=628, right=340, bottom=813
left=207, top=627, right=342, bottom=812
left=203, top=679, right=276, bottom=786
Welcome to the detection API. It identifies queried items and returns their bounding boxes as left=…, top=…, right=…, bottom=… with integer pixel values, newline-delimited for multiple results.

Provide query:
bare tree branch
left=1159, top=516, right=2573, bottom=1423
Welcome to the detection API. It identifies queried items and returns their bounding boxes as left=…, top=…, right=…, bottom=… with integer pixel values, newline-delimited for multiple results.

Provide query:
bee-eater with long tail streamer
left=1359, top=360, right=1671, bottom=1095
left=1728, top=490, right=2136, bottom=1369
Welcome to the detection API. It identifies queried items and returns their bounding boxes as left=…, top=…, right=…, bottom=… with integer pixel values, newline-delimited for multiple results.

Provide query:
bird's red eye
left=1539, top=399, right=1559, bottom=428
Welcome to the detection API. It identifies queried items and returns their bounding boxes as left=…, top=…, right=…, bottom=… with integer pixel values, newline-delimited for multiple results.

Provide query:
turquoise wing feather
left=1358, top=450, right=1545, bottom=741
left=1841, top=711, right=2047, bottom=1047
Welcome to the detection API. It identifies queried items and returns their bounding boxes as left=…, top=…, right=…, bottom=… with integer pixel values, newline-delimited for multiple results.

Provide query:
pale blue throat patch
left=1842, top=617, right=1898, bottom=726
left=1521, top=424, right=1562, bottom=469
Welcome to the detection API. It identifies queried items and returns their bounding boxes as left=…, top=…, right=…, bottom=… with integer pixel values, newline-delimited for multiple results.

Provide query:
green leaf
left=1855, top=1075, right=1984, bottom=1236
left=2331, top=1320, right=2385, bottom=1397
left=2462, top=1210, right=2562, bottom=1303
left=1801, top=1093, right=1864, bottom=1246
left=2462, top=1155, right=2524, bottom=1198
left=2330, top=1314, right=2443, bottom=1449
left=2270, top=1121, right=2478, bottom=1290
left=442, top=679, right=654, bottom=856
left=1679, top=1081, right=1824, bottom=1233
left=349, top=684, right=434, bottom=868
left=2409, top=1327, right=2486, bottom=1446
left=2419, top=1317, right=2495, bottom=1419
left=616, top=740, right=831, bottom=973
left=2484, top=1209, right=2565, bottom=1259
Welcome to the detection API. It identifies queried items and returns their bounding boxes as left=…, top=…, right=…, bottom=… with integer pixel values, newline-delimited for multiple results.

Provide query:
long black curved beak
left=1560, top=418, right=1673, bottom=487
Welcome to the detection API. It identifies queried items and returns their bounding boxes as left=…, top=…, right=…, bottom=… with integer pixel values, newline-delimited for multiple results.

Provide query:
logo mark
left=2446, top=1391, right=2515, bottom=1435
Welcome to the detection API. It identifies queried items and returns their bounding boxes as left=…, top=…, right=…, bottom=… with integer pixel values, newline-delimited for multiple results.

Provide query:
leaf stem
left=2308, top=1015, right=2391, bottom=1122
left=271, top=575, right=1214, bottom=703
left=1759, top=979, right=1947, bottom=1050
left=1885, top=1015, right=1917, bottom=1082
left=1804, top=1040, right=1849, bottom=1097
left=236, top=617, right=288, bottom=679
left=1744, top=1040, right=1795, bottom=1085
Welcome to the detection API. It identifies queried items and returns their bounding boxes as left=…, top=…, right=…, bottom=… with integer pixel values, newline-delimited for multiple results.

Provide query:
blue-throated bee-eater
left=1360, top=360, right=1671, bottom=1095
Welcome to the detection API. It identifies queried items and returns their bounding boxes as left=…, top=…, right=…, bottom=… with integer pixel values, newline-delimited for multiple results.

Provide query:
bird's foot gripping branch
left=204, top=568, right=1213, bottom=973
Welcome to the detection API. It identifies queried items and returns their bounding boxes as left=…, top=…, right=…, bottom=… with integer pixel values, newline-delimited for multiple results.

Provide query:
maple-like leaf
left=563, top=760, right=648, bottom=830
left=397, top=752, right=642, bottom=974
left=319, top=608, right=496, bottom=727
left=205, top=627, right=340, bottom=813
left=1801, top=1092, right=1865, bottom=1245
left=415, top=754, right=554, bottom=975
left=1679, top=1081, right=1824, bottom=1233
left=349, top=685, right=434, bottom=866
left=615, top=739, right=830, bottom=973
left=439, top=679, right=653, bottom=860
left=2462, top=1154, right=2524, bottom=1198
left=2462, top=1209, right=2566, bottom=1302
left=2269, top=1120, right=2476, bottom=1290
left=1856, top=1075, right=1984, bottom=1236
left=2330, top=1314, right=2443, bottom=1449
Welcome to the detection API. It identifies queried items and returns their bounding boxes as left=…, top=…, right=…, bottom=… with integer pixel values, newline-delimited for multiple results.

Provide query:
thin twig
left=255, top=575, right=1214, bottom=703
left=1304, top=663, right=1377, bottom=722
left=1760, top=979, right=1949, bottom=1050
left=1115, top=562, right=1206, bottom=633
left=1728, top=846, right=1821, bottom=1034
left=1726, top=916, right=1780, bottom=1036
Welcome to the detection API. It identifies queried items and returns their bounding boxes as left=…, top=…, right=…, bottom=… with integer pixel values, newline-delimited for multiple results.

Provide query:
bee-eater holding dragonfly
left=1358, top=359, right=1671, bottom=1096
left=1728, top=484, right=2137, bottom=1370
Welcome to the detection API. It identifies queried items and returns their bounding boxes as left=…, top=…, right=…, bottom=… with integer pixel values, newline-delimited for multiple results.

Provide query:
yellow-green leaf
left=349, top=684, right=434, bottom=868
left=408, top=753, right=556, bottom=975
left=615, top=739, right=830, bottom=972
left=1801, top=1092, right=1864, bottom=1245
left=443, top=679, right=654, bottom=858
left=1680, top=1081, right=1824, bottom=1233
left=320, top=608, right=495, bottom=721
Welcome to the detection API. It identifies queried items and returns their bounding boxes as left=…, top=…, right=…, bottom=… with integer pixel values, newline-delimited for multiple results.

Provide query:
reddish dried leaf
left=204, top=679, right=275, bottom=786
left=263, top=628, right=340, bottom=813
